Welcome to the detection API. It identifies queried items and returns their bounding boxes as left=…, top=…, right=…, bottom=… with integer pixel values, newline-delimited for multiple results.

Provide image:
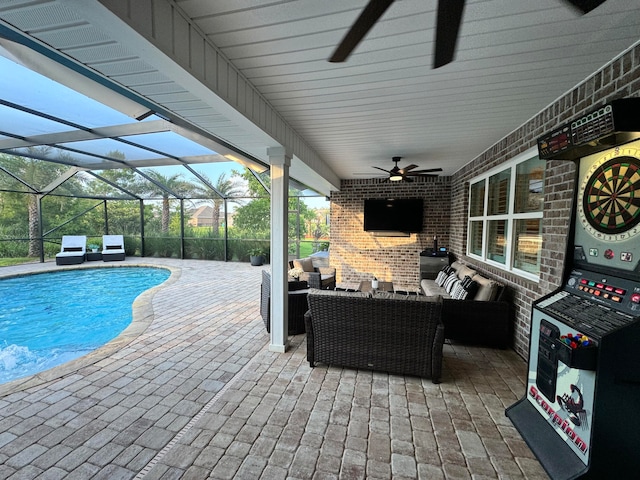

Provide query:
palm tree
left=194, top=172, right=245, bottom=234
left=143, top=169, right=198, bottom=233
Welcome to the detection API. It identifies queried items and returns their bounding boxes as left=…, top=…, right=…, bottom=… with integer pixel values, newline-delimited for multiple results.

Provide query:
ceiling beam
left=0, top=120, right=171, bottom=150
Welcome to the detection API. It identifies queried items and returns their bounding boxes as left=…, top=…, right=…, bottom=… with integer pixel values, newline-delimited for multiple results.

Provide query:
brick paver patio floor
left=0, top=258, right=547, bottom=479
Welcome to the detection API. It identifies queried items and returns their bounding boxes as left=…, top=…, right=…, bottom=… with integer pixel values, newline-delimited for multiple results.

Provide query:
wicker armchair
left=290, top=257, right=336, bottom=290
left=304, top=290, right=445, bottom=382
left=260, top=270, right=309, bottom=335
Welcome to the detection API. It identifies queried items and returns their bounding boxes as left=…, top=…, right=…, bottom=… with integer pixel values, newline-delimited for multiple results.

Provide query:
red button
left=596, top=283, right=604, bottom=289
left=615, top=288, right=626, bottom=295
left=594, top=290, right=601, bottom=296
left=631, top=293, right=640, bottom=304
left=605, top=286, right=614, bottom=292
left=581, top=279, right=588, bottom=284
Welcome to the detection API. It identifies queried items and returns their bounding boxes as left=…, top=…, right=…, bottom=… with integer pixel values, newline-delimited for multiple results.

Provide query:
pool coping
left=0, top=261, right=180, bottom=397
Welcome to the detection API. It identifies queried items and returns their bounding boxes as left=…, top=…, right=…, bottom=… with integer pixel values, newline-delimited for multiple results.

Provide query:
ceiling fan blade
left=433, top=0, right=466, bottom=69
left=399, top=164, right=419, bottom=174
left=372, top=166, right=391, bottom=173
left=563, top=0, right=607, bottom=14
left=406, top=167, right=444, bottom=174
left=329, top=0, right=395, bottom=62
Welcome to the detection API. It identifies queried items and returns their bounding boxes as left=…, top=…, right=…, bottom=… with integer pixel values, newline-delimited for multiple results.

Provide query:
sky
left=0, top=49, right=328, bottom=210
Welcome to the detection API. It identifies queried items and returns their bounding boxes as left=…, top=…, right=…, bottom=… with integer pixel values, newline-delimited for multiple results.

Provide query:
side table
left=420, top=253, right=450, bottom=280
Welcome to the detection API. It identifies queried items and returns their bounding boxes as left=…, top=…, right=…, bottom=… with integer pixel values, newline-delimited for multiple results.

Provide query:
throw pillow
left=435, top=270, right=448, bottom=286
left=461, top=275, right=479, bottom=294
left=473, top=275, right=499, bottom=301
left=443, top=274, right=460, bottom=294
left=452, top=275, right=479, bottom=300
left=450, top=282, right=465, bottom=299
left=293, top=257, right=314, bottom=272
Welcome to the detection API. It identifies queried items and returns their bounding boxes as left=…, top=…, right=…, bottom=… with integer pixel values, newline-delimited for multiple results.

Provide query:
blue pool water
left=0, top=267, right=170, bottom=384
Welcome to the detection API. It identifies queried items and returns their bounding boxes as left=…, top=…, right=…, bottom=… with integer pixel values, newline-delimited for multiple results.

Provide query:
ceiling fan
left=357, top=156, right=443, bottom=182
left=328, top=0, right=607, bottom=68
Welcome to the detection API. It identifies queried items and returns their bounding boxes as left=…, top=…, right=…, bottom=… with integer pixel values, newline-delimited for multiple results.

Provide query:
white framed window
left=467, top=147, right=545, bottom=280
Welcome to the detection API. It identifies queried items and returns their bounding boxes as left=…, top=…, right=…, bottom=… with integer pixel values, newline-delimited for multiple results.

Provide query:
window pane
left=488, top=169, right=511, bottom=215
left=514, top=219, right=542, bottom=274
left=515, top=157, right=545, bottom=213
left=469, top=181, right=485, bottom=217
left=487, top=219, right=508, bottom=264
left=469, top=221, right=483, bottom=256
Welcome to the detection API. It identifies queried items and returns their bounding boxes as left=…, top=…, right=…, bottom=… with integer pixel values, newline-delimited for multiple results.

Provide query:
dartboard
left=577, top=146, right=640, bottom=242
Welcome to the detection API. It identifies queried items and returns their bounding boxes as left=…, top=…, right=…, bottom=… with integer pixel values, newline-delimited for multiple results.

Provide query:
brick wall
left=329, top=177, right=451, bottom=288
left=449, top=44, right=640, bottom=358
left=330, top=44, right=640, bottom=358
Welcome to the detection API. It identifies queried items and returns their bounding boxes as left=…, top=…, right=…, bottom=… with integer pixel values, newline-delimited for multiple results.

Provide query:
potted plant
left=249, top=248, right=264, bottom=266
left=88, top=243, right=100, bottom=253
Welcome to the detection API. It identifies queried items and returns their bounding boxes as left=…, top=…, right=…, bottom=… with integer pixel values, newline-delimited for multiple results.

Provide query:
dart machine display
left=506, top=98, right=640, bottom=479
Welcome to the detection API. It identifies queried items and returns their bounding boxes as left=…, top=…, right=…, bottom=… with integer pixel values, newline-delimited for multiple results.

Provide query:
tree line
left=0, top=148, right=319, bottom=260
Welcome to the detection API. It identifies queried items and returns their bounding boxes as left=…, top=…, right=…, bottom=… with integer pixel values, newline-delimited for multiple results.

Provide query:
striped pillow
left=435, top=270, right=448, bottom=286
left=451, top=282, right=465, bottom=299
left=443, top=274, right=460, bottom=294
left=453, top=275, right=479, bottom=300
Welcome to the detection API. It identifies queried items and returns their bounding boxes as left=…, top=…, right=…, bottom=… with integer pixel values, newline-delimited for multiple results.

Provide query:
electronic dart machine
left=506, top=98, right=640, bottom=480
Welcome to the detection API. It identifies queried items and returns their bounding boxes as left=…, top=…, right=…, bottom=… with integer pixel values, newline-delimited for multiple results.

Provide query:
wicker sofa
left=420, top=261, right=512, bottom=348
left=304, top=289, right=445, bottom=382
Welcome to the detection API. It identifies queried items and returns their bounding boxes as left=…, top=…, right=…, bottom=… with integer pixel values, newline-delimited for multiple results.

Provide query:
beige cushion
left=373, top=291, right=440, bottom=302
left=450, top=261, right=464, bottom=271
left=420, top=279, right=450, bottom=298
left=472, top=274, right=500, bottom=301
left=309, top=288, right=370, bottom=299
left=293, top=257, right=314, bottom=272
left=456, top=265, right=476, bottom=281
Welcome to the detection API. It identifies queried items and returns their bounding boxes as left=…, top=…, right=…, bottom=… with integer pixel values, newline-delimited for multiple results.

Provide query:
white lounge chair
left=102, top=235, right=125, bottom=261
left=55, top=235, right=87, bottom=265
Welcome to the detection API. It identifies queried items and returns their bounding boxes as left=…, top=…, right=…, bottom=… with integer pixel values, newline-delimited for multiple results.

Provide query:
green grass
left=0, top=257, right=38, bottom=267
left=298, top=241, right=329, bottom=258
left=299, top=242, right=314, bottom=258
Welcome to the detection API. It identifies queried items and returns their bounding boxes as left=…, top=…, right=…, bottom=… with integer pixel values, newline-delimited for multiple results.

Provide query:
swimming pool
left=0, top=266, right=170, bottom=384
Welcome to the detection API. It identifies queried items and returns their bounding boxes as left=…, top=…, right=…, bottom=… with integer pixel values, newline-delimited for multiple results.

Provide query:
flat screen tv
left=364, top=198, right=423, bottom=234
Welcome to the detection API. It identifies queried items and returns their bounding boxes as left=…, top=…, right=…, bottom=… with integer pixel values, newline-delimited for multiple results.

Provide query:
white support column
left=268, top=146, right=291, bottom=352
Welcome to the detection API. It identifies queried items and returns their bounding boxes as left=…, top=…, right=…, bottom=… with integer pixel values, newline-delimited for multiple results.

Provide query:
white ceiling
left=175, top=0, right=640, bottom=177
left=1, top=0, right=640, bottom=192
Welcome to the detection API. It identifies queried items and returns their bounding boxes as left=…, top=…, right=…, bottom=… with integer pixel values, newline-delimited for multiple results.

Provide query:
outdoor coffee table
left=358, top=280, right=394, bottom=293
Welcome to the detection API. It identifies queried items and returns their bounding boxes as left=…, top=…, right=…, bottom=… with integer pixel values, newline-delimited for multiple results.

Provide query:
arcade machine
left=505, top=98, right=640, bottom=479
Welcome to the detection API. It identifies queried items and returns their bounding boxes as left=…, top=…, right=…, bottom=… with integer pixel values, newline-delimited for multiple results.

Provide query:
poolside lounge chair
left=55, top=235, right=87, bottom=265
left=102, top=235, right=125, bottom=261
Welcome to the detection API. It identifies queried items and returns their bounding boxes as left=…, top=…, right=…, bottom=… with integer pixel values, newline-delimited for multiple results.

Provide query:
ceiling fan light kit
left=367, top=156, right=443, bottom=182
